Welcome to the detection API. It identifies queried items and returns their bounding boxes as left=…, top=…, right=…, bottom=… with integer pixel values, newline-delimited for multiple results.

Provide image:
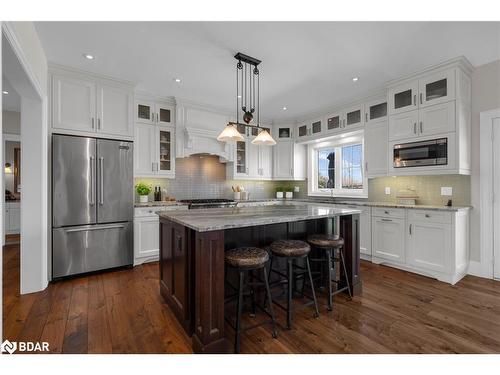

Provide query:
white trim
left=477, top=108, right=500, bottom=280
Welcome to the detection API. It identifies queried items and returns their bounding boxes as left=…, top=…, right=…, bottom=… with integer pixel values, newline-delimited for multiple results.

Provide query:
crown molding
left=48, top=62, right=136, bottom=88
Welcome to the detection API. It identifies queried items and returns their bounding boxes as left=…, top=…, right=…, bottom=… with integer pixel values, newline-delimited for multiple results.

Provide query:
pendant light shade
left=217, top=124, right=245, bottom=142
left=251, top=129, right=276, bottom=146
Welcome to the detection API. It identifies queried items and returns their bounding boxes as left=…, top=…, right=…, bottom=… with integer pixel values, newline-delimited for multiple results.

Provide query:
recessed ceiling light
left=352, top=77, right=359, bottom=82
left=282, top=106, right=287, bottom=111
left=2, top=90, right=8, bottom=95
left=174, top=78, right=182, bottom=83
left=83, top=54, right=95, bottom=60
left=237, top=95, right=242, bottom=98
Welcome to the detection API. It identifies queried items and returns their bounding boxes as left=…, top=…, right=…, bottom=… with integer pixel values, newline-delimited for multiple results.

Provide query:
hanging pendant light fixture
left=217, top=52, right=276, bottom=146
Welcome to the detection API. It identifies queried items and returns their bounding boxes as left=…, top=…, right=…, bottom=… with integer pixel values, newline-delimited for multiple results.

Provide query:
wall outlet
left=294, top=186, right=300, bottom=193
left=385, top=187, right=391, bottom=195
left=441, top=187, right=453, bottom=196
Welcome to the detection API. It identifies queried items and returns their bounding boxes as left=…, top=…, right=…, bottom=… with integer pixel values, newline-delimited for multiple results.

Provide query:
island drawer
left=372, top=207, right=406, bottom=219
left=407, top=209, right=452, bottom=224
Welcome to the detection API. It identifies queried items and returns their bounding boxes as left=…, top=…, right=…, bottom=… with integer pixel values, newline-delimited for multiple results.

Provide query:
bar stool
left=307, top=234, right=352, bottom=311
left=224, top=247, right=278, bottom=354
left=268, top=240, right=320, bottom=329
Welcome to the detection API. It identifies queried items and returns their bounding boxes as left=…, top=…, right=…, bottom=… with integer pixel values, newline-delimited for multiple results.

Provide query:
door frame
left=479, top=108, right=500, bottom=279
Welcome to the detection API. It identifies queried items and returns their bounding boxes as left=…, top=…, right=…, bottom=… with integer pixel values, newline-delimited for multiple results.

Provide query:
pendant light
left=217, top=52, right=276, bottom=146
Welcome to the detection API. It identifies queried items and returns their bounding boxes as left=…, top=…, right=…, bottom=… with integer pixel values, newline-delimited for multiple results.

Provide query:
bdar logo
left=1, top=340, right=17, bottom=354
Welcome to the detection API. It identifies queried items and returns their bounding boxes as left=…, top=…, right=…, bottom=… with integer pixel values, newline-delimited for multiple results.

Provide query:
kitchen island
left=157, top=202, right=361, bottom=353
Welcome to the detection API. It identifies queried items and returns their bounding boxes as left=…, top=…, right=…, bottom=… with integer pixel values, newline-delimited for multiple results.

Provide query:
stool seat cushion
left=225, top=247, right=269, bottom=269
left=307, top=234, right=344, bottom=248
left=270, top=240, right=311, bottom=257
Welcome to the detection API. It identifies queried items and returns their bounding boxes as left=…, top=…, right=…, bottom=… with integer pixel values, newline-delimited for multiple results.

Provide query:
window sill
left=308, top=192, right=368, bottom=199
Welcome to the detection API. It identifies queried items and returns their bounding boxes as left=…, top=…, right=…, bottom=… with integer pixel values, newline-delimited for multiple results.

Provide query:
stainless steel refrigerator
left=52, top=134, right=133, bottom=278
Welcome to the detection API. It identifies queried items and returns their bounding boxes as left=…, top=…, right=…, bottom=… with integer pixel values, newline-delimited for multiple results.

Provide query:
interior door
left=494, top=117, right=500, bottom=279
left=52, top=135, right=96, bottom=227
left=97, top=139, right=133, bottom=224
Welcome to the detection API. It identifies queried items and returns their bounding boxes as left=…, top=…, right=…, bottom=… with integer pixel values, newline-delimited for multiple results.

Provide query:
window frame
left=307, top=133, right=367, bottom=198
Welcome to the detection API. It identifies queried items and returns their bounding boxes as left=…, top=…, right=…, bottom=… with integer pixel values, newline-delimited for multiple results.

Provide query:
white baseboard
left=467, top=260, right=493, bottom=279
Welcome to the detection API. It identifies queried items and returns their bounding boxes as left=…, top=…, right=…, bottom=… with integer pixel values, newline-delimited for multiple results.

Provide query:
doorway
left=493, top=116, right=500, bottom=280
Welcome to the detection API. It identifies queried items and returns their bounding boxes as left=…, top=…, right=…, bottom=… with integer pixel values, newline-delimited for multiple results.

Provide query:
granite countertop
left=134, top=201, right=188, bottom=208
left=157, top=202, right=361, bottom=232
left=235, top=198, right=470, bottom=212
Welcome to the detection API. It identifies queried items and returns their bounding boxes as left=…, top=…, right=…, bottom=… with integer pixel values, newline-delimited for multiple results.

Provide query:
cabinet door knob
left=414, top=123, right=417, bottom=134
left=365, top=113, right=368, bottom=122
left=420, top=121, right=423, bottom=134
left=420, top=93, right=423, bottom=105
left=409, top=224, right=412, bottom=235
left=98, top=118, right=101, bottom=130
left=414, top=94, right=417, bottom=106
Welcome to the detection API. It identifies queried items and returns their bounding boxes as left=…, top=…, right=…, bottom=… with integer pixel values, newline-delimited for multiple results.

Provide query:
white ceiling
left=2, top=76, right=21, bottom=112
left=35, top=22, right=500, bottom=122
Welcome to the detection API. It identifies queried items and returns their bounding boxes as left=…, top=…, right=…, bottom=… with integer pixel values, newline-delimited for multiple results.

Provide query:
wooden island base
left=159, top=214, right=360, bottom=353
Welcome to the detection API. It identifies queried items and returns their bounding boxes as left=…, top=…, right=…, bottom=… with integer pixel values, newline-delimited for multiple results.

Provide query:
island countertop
left=157, top=202, right=360, bottom=232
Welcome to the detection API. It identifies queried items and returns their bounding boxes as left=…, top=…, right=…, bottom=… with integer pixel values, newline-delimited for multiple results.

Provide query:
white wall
left=470, top=59, right=500, bottom=266
left=2, top=21, right=49, bottom=295
left=2, top=110, right=21, bottom=134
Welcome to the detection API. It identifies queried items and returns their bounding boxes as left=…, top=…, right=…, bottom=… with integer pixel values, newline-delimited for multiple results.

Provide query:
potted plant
left=285, top=187, right=293, bottom=199
left=135, top=182, right=152, bottom=203
left=276, top=187, right=284, bottom=199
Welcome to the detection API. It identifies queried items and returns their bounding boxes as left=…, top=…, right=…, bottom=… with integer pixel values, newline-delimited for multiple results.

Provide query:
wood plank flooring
left=3, top=243, right=500, bottom=353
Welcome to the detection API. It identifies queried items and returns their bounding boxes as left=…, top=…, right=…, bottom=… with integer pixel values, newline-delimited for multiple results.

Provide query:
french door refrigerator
left=52, top=134, right=133, bottom=278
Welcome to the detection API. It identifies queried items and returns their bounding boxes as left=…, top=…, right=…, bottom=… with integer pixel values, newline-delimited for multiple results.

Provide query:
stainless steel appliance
left=179, top=199, right=237, bottom=209
left=393, top=138, right=448, bottom=168
left=52, top=135, right=133, bottom=278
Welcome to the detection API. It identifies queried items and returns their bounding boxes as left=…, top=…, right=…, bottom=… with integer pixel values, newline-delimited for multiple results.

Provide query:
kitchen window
left=308, top=135, right=367, bottom=197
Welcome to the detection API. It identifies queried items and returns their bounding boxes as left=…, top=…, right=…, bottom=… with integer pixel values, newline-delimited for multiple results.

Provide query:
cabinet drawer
left=408, top=209, right=452, bottom=224
left=372, top=207, right=405, bottom=219
left=134, top=205, right=188, bottom=217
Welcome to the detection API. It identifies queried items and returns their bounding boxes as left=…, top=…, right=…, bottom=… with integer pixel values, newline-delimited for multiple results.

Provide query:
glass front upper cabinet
left=344, top=105, right=364, bottom=129
left=311, top=120, right=322, bottom=135
left=158, top=129, right=172, bottom=173
left=297, top=124, right=308, bottom=138
left=365, top=98, right=387, bottom=125
left=418, top=69, right=455, bottom=108
left=157, top=105, right=173, bottom=125
left=278, top=127, right=292, bottom=139
left=135, top=101, right=155, bottom=124
left=326, top=114, right=341, bottom=133
left=236, top=141, right=247, bottom=174
left=388, top=81, right=418, bottom=115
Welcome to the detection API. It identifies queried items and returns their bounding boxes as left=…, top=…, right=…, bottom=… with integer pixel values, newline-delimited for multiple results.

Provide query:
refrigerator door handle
left=90, top=156, right=95, bottom=205
left=99, top=157, right=104, bottom=205
left=65, top=224, right=126, bottom=233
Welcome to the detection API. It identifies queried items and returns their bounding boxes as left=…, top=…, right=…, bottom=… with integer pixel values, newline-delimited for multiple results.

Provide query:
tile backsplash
left=368, top=175, right=471, bottom=206
left=134, top=155, right=307, bottom=201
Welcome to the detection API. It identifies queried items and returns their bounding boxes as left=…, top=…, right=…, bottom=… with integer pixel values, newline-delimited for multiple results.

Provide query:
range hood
left=182, top=126, right=231, bottom=162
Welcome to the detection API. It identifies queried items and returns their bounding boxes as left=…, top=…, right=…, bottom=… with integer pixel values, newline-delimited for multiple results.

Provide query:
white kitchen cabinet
left=52, top=74, right=96, bottom=133
left=134, top=216, right=160, bottom=265
left=418, top=68, right=455, bottom=108
left=364, top=98, right=388, bottom=125
left=4, top=202, right=20, bottom=235
left=134, top=123, right=157, bottom=175
left=273, top=139, right=306, bottom=180
left=135, top=100, right=174, bottom=126
left=50, top=68, right=134, bottom=139
left=364, top=121, right=388, bottom=177
left=133, top=205, right=188, bottom=265
left=259, top=144, right=273, bottom=178
left=388, top=80, right=419, bottom=115
left=388, top=109, right=419, bottom=141
left=156, top=126, right=175, bottom=177
left=344, top=104, right=365, bottom=131
left=418, top=101, right=455, bottom=137
left=407, top=220, right=451, bottom=273
left=372, top=214, right=406, bottom=263
left=134, top=124, right=175, bottom=178
left=325, top=112, right=343, bottom=134
left=96, top=84, right=133, bottom=137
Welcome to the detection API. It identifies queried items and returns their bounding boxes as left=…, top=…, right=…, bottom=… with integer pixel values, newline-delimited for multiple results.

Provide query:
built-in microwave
left=393, top=138, right=448, bottom=168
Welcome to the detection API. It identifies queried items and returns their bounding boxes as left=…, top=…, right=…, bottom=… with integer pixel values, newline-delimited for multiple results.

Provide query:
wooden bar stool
left=224, top=247, right=278, bottom=354
left=268, top=240, right=320, bottom=329
left=307, top=234, right=352, bottom=311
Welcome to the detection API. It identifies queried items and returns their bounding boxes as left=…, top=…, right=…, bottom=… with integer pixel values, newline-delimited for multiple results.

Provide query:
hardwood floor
left=3, top=243, right=500, bottom=353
